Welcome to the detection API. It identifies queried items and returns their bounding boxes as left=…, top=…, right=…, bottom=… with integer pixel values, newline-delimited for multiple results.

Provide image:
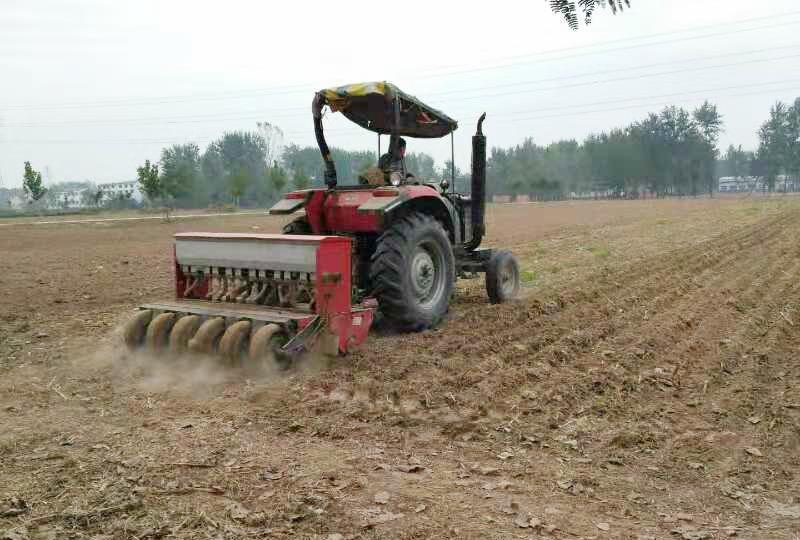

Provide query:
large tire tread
left=369, top=213, right=455, bottom=330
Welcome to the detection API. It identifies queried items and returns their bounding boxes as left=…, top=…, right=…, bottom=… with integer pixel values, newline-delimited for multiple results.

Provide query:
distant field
left=0, top=207, right=264, bottom=226
left=1, top=196, right=799, bottom=539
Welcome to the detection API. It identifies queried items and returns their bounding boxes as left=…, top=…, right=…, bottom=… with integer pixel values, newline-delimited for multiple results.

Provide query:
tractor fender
left=384, top=194, right=461, bottom=245
left=268, top=190, right=311, bottom=215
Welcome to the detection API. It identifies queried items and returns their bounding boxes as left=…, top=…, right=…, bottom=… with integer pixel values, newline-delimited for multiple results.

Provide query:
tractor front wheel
left=485, top=250, right=520, bottom=304
left=282, top=217, right=311, bottom=235
left=370, top=213, right=455, bottom=331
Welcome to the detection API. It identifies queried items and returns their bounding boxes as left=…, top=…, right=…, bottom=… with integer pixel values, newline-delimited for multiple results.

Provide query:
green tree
left=282, top=143, right=325, bottom=182
left=332, top=148, right=377, bottom=184
left=228, top=166, right=252, bottom=207
left=268, top=161, right=288, bottom=196
left=757, top=102, right=790, bottom=192
left=786, top=97, right=800, bottom=188
left=160, top=143, right=200, bottom=205
left=136, top=159, right=162, bottom=204
left=404, top=152, right=437, bottom=179
left=281, top=144, right=378, bottom=187
left=204, top=131, right=268, bottom=205
left=549, top=0, right=630, bottom=30
left=257, top=122, right=285, bottom=166
left=691, top=101, right=724, bottom=195
left=22, top=161, right=46, bottom=204
left=200, top=149, right=226, bottom=204
left=722, top=145, right=750, bottom=179
left=483, top=101, right=724, bottom=199
left=293, top=171, right=311, bottom=190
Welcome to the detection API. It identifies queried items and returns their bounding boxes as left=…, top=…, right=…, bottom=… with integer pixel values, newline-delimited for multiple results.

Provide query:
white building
left=719, top=175, right=798, bottom=193
left=775, top=175, right=799, bottom=192
left=718, top=176, right=759, bottom=192
left=0, top=188, right=26, bottom=209
left=9, top=194, right=26, bottom=209
left=47, top=188, right=88, bottom=209
left=98, top=181, right=143, bottom=203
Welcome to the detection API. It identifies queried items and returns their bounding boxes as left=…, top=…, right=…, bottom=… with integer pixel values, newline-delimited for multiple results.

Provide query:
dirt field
left=1, top=196, right=799, bottom=540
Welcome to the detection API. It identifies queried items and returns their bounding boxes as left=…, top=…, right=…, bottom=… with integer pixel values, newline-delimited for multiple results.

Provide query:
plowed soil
left=1, top=196, right=799, bottom=540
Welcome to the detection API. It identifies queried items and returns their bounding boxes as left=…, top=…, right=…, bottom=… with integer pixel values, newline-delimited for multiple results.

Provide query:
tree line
left=124, top=96, right=800, bottom=205
left=132, top=124, right=444, bottom=208
left=487, top=101, right=724, bottom=199
left=485, top=98, right=799, bottom=199
left=13, top=96, right=799, bottom=211
left=704, top=98, right=800, bottom=194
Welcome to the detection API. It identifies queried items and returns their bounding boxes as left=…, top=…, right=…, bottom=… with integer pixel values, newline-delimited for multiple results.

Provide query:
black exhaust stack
left=465, top=113, right=487, bottom=251
left=312, top=92, right=337, bottom=189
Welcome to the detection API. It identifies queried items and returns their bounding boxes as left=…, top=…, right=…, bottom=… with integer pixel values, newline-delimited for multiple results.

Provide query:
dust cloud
left=65, top=316, right=336, bottom=400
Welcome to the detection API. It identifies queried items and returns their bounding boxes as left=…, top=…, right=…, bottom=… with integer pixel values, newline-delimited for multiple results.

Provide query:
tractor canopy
left=315, top=81, right=458, bottom=138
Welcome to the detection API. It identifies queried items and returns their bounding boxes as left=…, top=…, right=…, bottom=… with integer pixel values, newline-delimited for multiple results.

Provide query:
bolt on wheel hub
left=411, top=250, right=436, bottom=299
left=498, top=258, right=518, bottom=297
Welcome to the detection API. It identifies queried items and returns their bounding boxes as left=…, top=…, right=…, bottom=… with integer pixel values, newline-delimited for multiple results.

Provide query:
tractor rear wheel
left=369, top=213, right=455, bottom=330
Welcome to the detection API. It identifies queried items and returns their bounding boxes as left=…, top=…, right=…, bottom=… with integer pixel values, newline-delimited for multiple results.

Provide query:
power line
left=442, top=53, right=800, bottom=102
left=4, top=12, right=800, bottom=112
left=486, top=78, right=800, bottom=119
left=494, top=84, right=800, bottom=125
left=0, top=105, right=308, bottom=127
left=0, top=136, right=218, bottom=145
left=424, top=9, right=800, bottom=67
left=423, top=44, right=799, bottom=98
left=412, top=18, right=800, bottom=81
left=299, top=84, right=800, bottom=136
left=1, top=84, right=314, bottom=112
left=5, top=84, right=798, bottom=145
left=4, top=47, right=798, bottom=129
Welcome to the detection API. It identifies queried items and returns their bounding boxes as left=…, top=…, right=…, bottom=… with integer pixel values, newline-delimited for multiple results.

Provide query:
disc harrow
left=123, top=233, right=375, bottom=368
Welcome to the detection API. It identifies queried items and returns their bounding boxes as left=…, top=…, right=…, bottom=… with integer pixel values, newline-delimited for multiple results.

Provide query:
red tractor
left=123, top=82, right=520, bottom=365
left=273, top=81, right=520, bottom=329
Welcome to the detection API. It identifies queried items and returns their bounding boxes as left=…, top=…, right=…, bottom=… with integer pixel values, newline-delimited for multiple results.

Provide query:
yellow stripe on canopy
left=316, top=81, right=458, bottom=138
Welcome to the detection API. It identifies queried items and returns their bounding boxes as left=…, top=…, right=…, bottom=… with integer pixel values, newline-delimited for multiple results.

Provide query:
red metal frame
left=171, top=233, right=375, bottom=354
left=313, top=236, right=373, bottom=352
left=300, top=185, right=441, bottom=234
left=174, top=245, right=209, bottom=300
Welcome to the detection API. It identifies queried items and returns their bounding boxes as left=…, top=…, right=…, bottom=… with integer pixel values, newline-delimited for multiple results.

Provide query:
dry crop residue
left=1, top=196, right=799, bottom=539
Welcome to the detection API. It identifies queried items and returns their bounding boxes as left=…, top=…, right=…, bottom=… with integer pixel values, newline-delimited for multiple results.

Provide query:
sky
left=1, top=0, right=800, bottom=188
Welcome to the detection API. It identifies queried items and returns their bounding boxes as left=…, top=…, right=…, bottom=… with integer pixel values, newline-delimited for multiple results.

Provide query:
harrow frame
left=125, top=233, right=375, bottom=361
